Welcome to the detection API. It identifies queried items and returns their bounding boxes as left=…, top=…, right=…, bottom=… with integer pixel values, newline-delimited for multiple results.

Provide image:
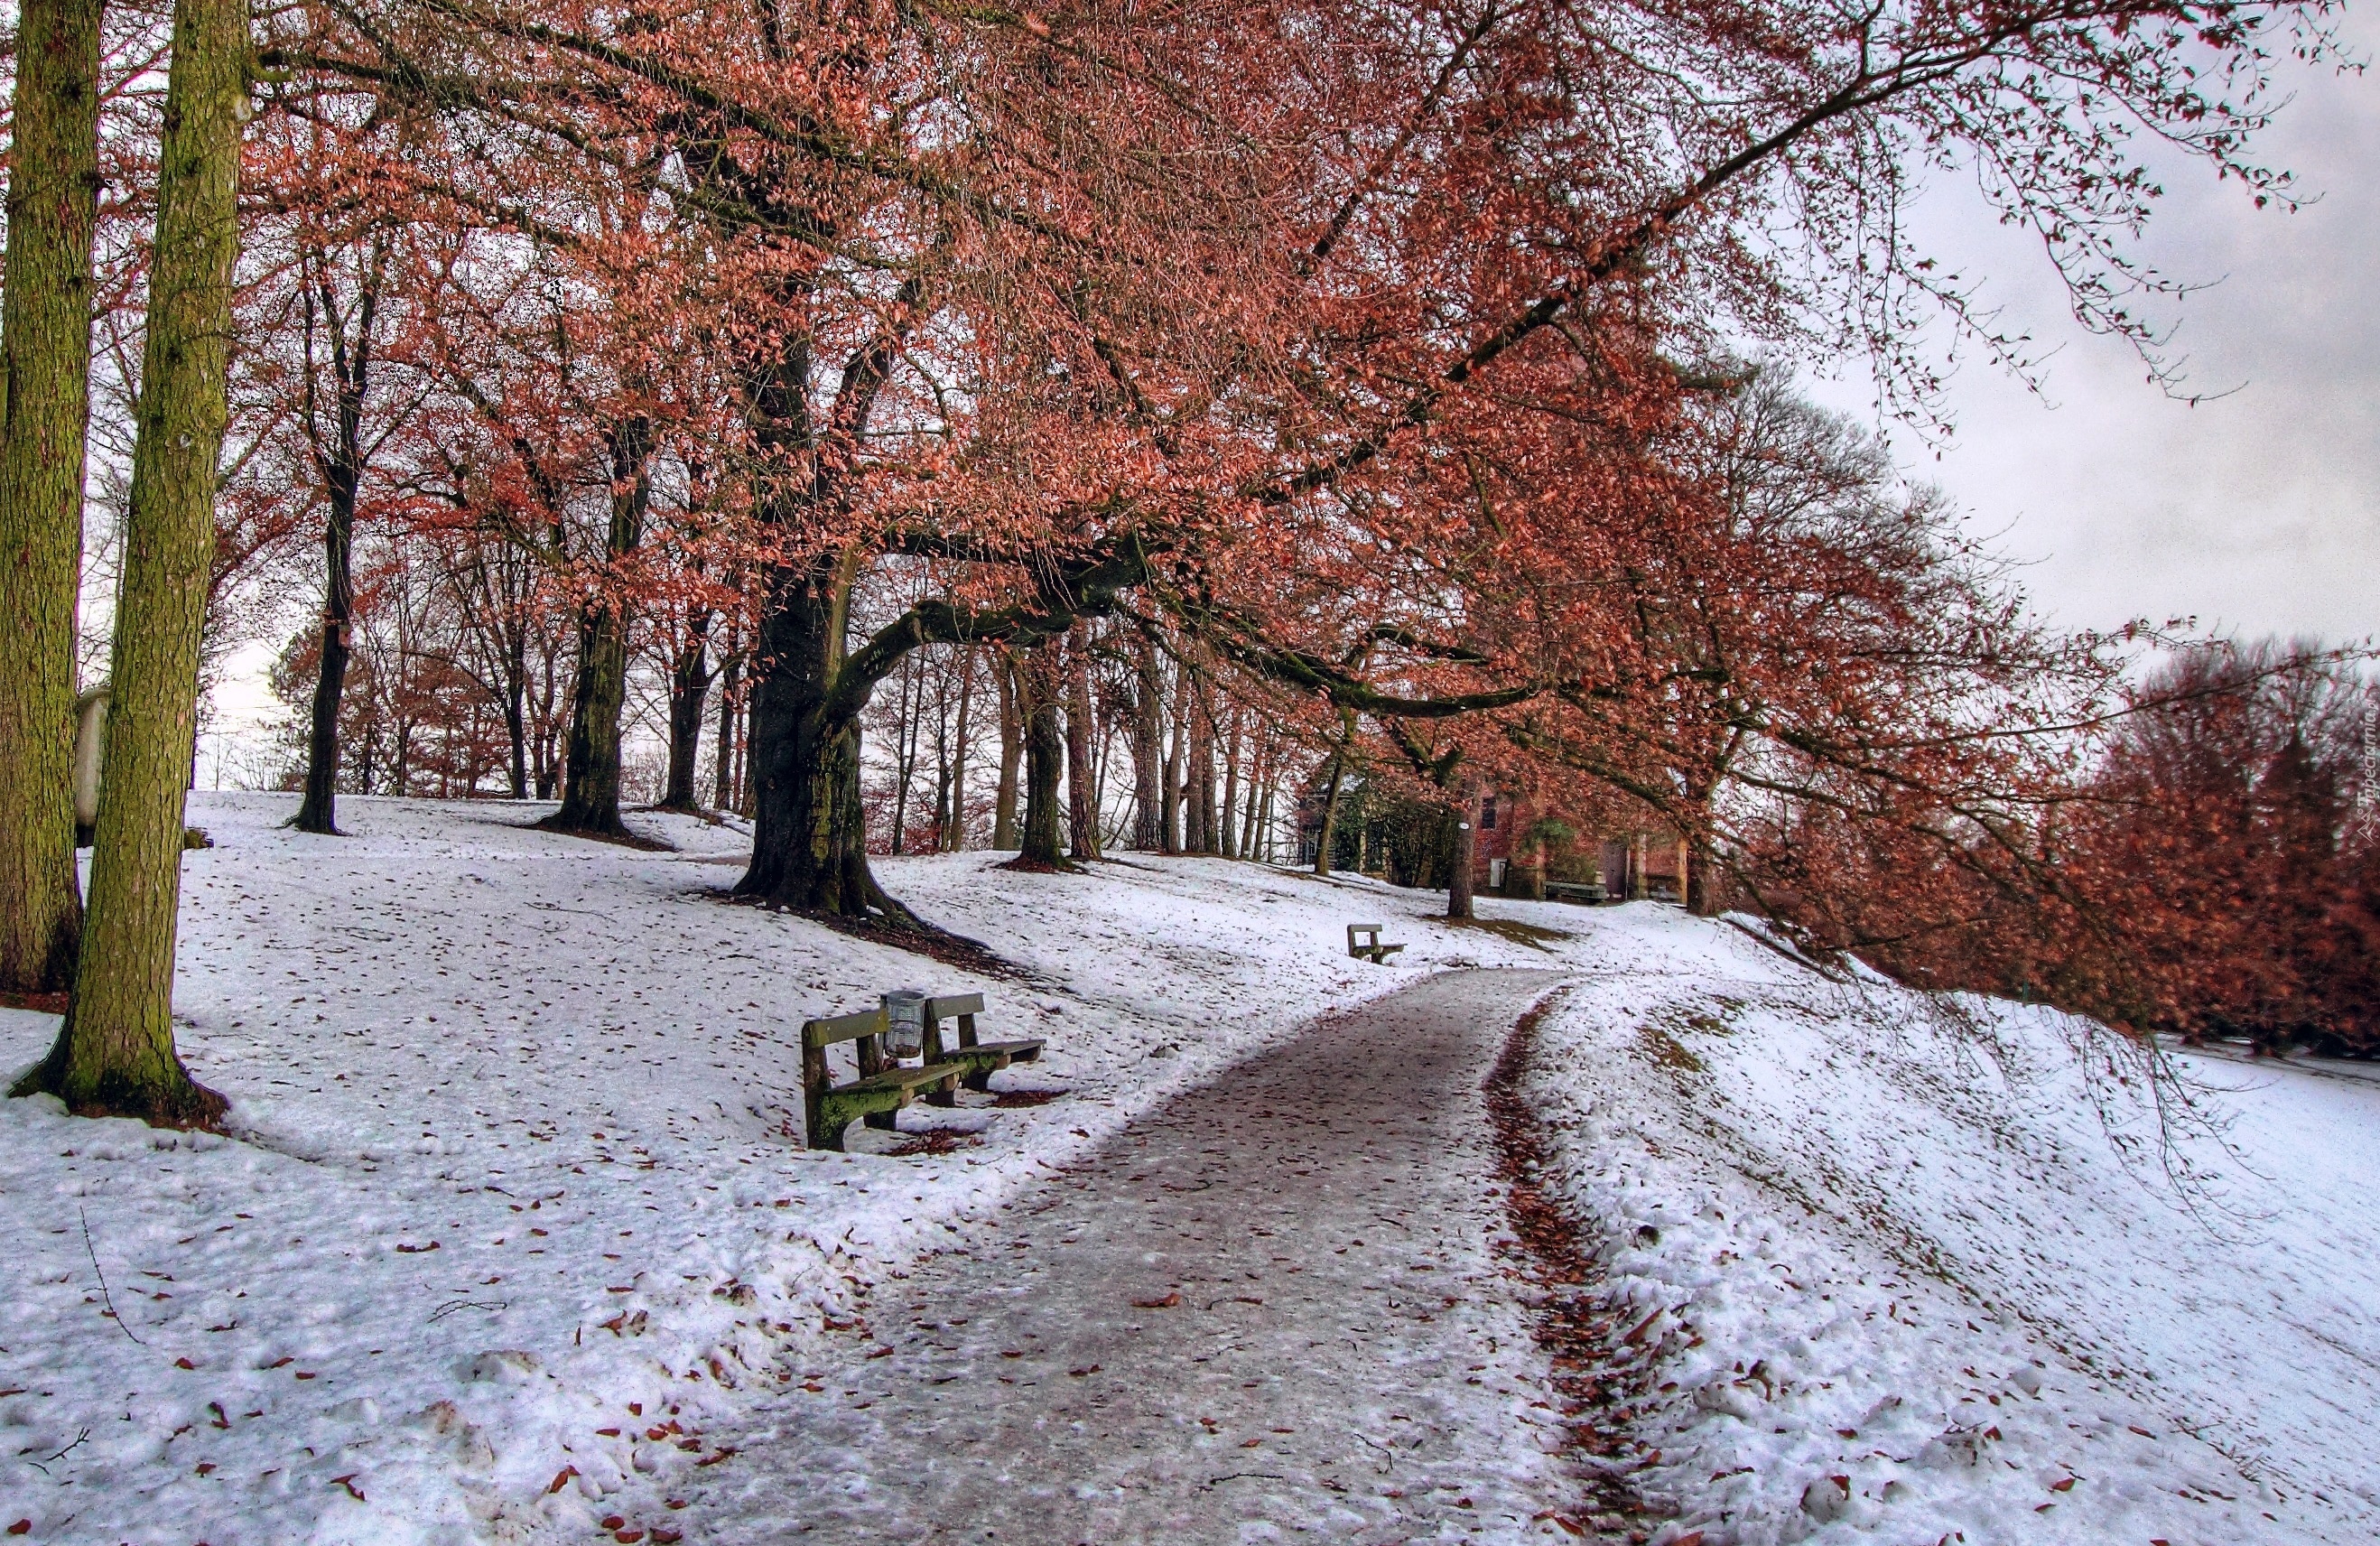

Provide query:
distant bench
left=801, top=993, right=1047, bottom=1150
left=1346, top=923, right=1406, bottom=964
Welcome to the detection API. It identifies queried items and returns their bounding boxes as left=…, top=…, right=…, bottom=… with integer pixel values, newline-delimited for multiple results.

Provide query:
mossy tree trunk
left=0, top=0, right=104, bottom=994
left=14, top=0, right=245, bottom=1123
left=738, top=549, right=882, bottom=912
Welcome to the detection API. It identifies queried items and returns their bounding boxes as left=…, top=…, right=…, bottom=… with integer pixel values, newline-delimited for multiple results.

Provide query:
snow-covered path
left=683, top=969, right=1586, bottom=1544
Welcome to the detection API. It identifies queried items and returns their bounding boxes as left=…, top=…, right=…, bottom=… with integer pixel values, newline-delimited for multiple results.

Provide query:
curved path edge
left=689, top=968, right=1650, bottom=1544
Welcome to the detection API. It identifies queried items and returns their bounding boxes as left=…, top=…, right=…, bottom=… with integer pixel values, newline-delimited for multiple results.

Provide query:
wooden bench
left=801, top=1007, right=961, bottom=1150
left=1544, top=880, right=1609, bottom=906
left=920, top=992, right=1046, bottom=1096
left=1347, top=923, right=1407, bottom=964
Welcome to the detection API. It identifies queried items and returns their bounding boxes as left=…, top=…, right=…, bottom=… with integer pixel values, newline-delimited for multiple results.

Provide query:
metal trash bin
left=880, top=990, right=929, bottom=1059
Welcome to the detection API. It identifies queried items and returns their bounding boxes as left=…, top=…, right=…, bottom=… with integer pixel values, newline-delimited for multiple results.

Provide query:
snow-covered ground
left=1515, top=905, right=2380, bottom=1546
left=3, top=794, right=2377, bottom=1545
left=0, top=793, right=1548, bottom=1545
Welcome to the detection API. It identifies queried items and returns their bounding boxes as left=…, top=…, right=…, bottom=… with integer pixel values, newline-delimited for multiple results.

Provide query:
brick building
left=1472, top=789, right=1687, bottom=904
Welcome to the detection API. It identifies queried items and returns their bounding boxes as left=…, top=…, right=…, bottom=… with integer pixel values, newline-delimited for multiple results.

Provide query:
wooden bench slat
left=925, top=992, right=985, bottom=1020
left=839, top=1062, right=963, bottom=1095
left=956, top=1038, right=1043, bottom=1059
left=933, top=1034, right=1046, bottom=1093
left=804, top=1008, right=888, bottom=1049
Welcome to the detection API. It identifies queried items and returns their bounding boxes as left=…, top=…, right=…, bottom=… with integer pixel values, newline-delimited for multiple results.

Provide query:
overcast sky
left=1816, top=23, right=2377, bottom=646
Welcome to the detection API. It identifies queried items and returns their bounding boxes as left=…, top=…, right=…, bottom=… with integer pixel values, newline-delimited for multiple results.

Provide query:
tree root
left=9, top=1051, right=228, bottom=1132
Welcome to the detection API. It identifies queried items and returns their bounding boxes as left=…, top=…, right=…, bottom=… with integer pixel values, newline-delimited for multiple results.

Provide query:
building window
left=1481, top=798, right=1497, bottom=830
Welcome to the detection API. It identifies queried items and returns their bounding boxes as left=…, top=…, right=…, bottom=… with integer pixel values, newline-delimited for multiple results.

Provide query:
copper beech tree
left=250, top=0, right=2341, bottom=922
left=0, top=0, right=2350, bottom=1121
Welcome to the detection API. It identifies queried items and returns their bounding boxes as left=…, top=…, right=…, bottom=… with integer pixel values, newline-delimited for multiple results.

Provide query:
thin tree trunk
left=1131, top=629, right=1164, bottom=851
left=533, top=641, right=561, bottom=800
left=659, top=609, right=711, bottom=811
left=1064, top=619, right=1100, bottom=861
left=735, top=679, right=754, bottom=815
left=294, top=480, right=357, bottom=827
left=1240, top=735, right=1265, bottom=859
left=1219, top=704, right=1242, bottom=860
left=1313, top=712, right=1354, bottom=876
left=888, top=653, right=916, bottom=855
left=711, top=644, right=741, bottom=811
left=292, top=237, right=386, bottom=835
left=16, top=0, right=243, bottom=1122
left=1163, top=657, right=1188, bottom=853
left=549, top=416, right=651, bottom=836
left=1015, top=642, right=1066, bottom=868
left=0, top=0, right=104, bottom=994
left=945, top=646, right=973, bottom=851
left=1185, top=674, right=1215, bottom=854
left=503, top=618, right=530, bottom=798
left=992, top=649, right=1021, bottom=850
left=930, top=658, right=953, bottom=850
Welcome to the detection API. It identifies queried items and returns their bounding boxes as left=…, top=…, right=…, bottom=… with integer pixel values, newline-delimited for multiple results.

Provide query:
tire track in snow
left=684, top=968, right=1626, bottom=1543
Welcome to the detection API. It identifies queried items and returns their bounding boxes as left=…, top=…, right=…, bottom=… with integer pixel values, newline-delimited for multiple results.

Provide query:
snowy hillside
left=3, top=794, right=2377, bottom=1545
left=0, top=793, right=1549, bottom=1544
left=1513, top=905, right=2380, bottom=1546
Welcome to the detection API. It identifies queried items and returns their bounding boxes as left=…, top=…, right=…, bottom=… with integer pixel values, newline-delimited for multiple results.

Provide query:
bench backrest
left=803, top=1007, right=888, bottom=1050
left=1348, top=923, right=1383, bottom=946
left=925, top=992, right=985, bottom=1021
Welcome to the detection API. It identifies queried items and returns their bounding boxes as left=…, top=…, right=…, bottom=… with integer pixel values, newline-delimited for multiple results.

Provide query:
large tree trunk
left=1015, top=642, right=1067, bottom=868
left=1064, top=620, right=1100, bottom=861
left=735, top=550, right=898, bottom=916
left=992, top=649, right=1021, bottom=850
left=0, top=0, right=104, bottom=995
left=1684, top=817, right=1719, bottom=916
left=549, top=417, right=651, bottom=836
left=1131, top=629, right=1164, bottom=851
left=1447, top=787, right=1478, bottom=920
left=14, top=0, right=242, bottom=1123
left=660, top=610, right=711, bottom=812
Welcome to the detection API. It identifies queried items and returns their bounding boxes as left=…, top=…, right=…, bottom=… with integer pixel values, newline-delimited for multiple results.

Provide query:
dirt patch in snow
left=1488, top=984, right=1667, bottom=1542
left=768, top=899, right=1054, bottom=985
